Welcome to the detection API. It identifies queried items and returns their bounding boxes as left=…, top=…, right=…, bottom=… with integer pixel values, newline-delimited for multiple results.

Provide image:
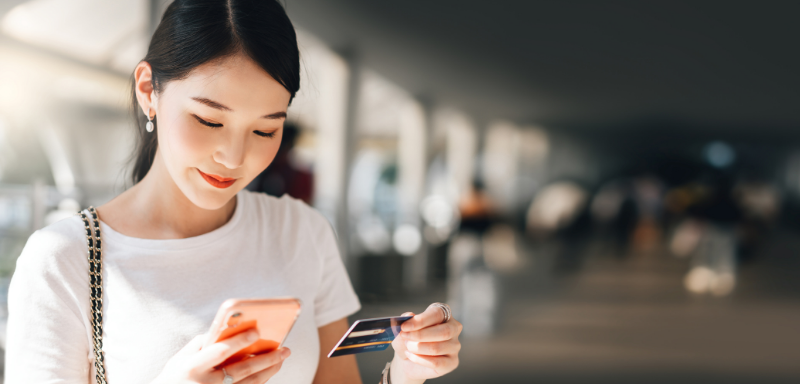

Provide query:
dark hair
left=129, top=0, right=300, bottom=184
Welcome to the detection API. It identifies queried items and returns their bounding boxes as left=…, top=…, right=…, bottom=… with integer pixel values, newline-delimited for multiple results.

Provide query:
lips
left=197, top=169, right=236, bottom=189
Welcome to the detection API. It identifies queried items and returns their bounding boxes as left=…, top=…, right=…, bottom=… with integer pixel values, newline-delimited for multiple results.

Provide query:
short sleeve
left=307, top=210, right=361, bottom=328
left=5, top=224, right=92, bottom=383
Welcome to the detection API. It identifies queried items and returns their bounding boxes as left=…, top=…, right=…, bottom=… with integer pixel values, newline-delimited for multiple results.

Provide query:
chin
left=181, top=182, right=240, bottom=211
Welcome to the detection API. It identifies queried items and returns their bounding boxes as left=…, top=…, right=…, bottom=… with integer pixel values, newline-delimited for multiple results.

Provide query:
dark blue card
left=327, top=316, right=413, bottom=357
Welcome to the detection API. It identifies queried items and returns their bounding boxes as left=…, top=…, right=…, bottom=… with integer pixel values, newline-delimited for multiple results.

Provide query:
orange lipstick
left=197, top=169, right=236, bottom=189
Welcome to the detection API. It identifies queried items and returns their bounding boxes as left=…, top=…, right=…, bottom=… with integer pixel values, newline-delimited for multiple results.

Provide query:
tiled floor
left=355, top=233, right=800, bottom=383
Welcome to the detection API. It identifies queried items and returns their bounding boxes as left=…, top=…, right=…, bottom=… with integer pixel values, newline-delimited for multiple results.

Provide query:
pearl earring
left=146, top=108, right=155, bottom=132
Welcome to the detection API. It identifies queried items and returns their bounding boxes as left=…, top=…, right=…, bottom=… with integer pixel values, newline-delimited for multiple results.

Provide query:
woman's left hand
left=390, top=304, right=462, bottom=383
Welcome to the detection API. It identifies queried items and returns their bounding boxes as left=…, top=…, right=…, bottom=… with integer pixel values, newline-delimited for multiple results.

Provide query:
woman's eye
left=254, top=130, right=277, bottom=138
left=191, top=114, right=222, bottom=128
left=192, top=114, right=275, bottom=138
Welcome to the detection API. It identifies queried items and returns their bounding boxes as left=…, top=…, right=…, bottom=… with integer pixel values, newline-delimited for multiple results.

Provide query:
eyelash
left=255, top=131, right=276, bottom=138
left=192, top=114, right=222, bottom=128
left=192, top=114, right=276, bottom=138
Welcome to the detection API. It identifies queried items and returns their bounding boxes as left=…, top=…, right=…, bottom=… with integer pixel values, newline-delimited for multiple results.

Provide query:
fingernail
left=281, top=348, right=291, bottom=359
left=247, top=330, right=259, bottom=342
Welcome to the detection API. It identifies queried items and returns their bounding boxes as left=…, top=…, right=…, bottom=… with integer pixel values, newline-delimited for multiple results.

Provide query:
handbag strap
left=79, top=206, right=108, bottom=384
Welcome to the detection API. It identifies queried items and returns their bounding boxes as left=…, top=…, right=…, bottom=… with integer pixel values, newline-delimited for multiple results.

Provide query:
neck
left=98, top=152, right=237, bottom=239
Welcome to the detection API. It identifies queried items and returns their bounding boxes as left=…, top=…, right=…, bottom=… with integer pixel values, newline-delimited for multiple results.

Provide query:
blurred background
left=1, top=0, right=799, bottom=382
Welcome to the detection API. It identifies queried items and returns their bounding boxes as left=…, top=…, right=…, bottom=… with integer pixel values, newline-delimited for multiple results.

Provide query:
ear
left=134, top=61, right=156, bottom=118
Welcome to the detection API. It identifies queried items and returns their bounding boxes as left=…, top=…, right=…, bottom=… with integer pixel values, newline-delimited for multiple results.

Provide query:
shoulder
left=13, top=214, right=88, bottom=282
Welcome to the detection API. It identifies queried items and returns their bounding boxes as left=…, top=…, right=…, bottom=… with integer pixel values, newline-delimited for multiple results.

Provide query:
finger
left=238, top=360, right=284, bottom=384
left=191, top=329, right=260, bottom=371
left=392, top=311, right=416, bottom=357
left=403, top=339, right=461, bottom=356
left=404, top=351, right=457, bottom=375
left=224, top=348, right=290, bottom=380
left=176, top=334, right=207, bottom=356
left=451, top=319, right=464, bottom=337
left=391, top=332, right=409, bottom=358
left=401, top=305, right=447, bottom=332
left=402, top=323, right=459, bottom=342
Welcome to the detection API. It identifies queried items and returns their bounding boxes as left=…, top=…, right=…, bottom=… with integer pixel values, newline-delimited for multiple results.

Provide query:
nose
left=212, top=133, right=246, bottom=170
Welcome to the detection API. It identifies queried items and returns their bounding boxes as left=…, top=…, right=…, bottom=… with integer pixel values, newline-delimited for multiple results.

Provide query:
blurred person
left=669, top=179, right=779, bottom=263
left=4, top=2, right=463, bottom=384
left=670, top=173, right=744, bottom=297
left=445, top=181, right=505, bottom=338
left=525, top=181, right=591, bottom=273
left=591, top=175, right=665, bottom=256
left=458, top=179, right=494, bottom=235
left=629, top=176, right=665, bottom=253
left=732, top=180, right=781, bottom=262
left=446, top=232, right=498, bottom=337
left=590, top=180, right=627, bottom=225
left=683, top=224, right=737, bottom=297
left=246, top=123, right=314, bottom=204
left=446, top=234, right=481, bottom=320
left=590, top=179, right=637, bottom=255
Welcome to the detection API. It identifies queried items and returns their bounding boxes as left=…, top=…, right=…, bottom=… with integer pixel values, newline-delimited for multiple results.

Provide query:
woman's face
left=151, top=54, right=291, bottom=210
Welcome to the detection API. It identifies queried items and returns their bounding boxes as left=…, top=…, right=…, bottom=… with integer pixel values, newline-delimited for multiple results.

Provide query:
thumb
left=392, top=312, right=415, bottom=359
left=391, top=330, right=408, bottom=358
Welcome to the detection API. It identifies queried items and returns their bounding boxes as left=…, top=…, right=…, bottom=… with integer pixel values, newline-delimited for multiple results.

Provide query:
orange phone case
left=204, top=297, right=302, bottom=367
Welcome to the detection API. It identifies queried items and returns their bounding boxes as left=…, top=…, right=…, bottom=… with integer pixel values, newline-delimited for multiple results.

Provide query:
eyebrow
left=191, top=97, right=287, bottom=119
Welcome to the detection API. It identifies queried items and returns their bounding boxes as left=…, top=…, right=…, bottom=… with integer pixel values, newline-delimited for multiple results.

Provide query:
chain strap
left=79, top=206, right=108, bottom=384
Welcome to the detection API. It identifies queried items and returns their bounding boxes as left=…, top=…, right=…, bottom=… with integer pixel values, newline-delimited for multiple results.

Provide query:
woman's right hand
left=151, top=329, right=291, bottom=384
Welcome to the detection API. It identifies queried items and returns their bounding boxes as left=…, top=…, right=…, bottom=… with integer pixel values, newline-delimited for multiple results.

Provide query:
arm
left=5, top=230, right=92, bottom=383
left=313, top=318, right=363, bottom=384
left=304, top=203, right=363, bottom=382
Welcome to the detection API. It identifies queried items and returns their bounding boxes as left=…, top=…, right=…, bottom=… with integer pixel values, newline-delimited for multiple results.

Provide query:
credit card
left=327, top=315, right=413, bottom=357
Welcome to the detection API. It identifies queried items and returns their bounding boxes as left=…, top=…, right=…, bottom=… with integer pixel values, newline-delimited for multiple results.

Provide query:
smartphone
left=204, top=297, right=302, bottom=366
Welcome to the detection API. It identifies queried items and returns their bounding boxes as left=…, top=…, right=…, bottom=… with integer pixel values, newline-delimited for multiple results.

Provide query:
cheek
left=250, top=138, right=281, bottom=172
left=164, top=119, right=216, bottom=165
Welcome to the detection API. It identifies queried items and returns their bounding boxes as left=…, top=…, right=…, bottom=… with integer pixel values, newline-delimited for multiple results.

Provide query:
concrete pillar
left=441, top=109, right=477, bottom=199
left=483, top=121, right=520, bottom=214
left=396, top=99, right=428, bottom=290
left=311, top=48, right=360, bottom=276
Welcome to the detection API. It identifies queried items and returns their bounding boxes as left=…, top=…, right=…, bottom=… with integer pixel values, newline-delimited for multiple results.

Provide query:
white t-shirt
left=5, top=190, right=361, bottom=384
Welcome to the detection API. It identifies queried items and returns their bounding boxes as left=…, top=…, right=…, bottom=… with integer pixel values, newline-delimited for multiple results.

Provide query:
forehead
left=165, top=53, right=291, bottom=109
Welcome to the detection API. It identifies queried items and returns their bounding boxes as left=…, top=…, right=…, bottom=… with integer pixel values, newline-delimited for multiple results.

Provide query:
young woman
left=4, top=1, right=462, bottom=383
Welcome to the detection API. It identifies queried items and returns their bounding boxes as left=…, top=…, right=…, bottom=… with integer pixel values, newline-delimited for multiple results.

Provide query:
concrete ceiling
left=285, top=0, right=800, bottom=136
left=2, top=0, right=798, bottom=137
